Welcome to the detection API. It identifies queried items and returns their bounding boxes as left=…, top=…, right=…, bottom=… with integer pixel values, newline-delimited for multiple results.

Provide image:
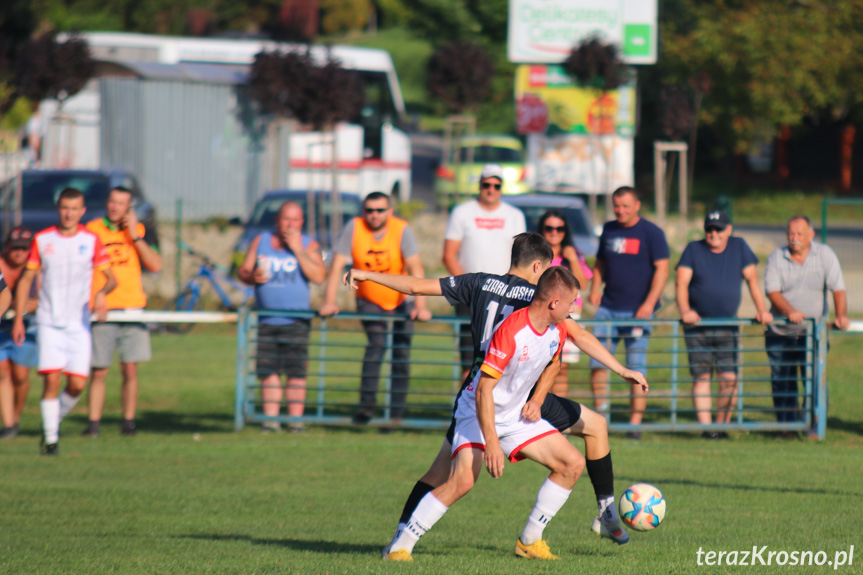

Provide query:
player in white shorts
left=13, top=188, right=116, bottom=456
left=388, top=266, right=618, bottom=561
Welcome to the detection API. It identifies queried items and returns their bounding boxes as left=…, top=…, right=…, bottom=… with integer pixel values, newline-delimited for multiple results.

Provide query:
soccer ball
left=619, top=483, right=666, bottom=531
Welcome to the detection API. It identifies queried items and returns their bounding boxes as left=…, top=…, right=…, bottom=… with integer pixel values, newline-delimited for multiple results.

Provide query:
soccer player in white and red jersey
left=387, top=267, right=642, bottom=561
left=12, top=188, right=117, bottom=455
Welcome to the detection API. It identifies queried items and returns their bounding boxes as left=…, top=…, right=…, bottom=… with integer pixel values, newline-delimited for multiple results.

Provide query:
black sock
left=585, top=452, right=615, bottom=500
left=398, top=481, right=435, bottom=523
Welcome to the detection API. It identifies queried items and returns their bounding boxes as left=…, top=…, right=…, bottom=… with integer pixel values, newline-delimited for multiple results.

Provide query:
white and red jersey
left=455, top=306, right=567, bottom=426
left=27, top=225, right=110, bottom=329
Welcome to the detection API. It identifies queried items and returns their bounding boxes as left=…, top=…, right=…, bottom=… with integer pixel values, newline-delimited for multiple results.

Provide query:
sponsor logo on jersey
left=488, top=347, right=506, bottom=359
left=518, top=345, right=530, bottom=362
left=449, top=276, right=456, bottom=287
left=550, top=340, right=559, bottom=353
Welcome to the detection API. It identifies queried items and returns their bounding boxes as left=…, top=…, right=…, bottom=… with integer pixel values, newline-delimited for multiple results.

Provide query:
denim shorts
left=0, top=330, right=38, bottom=367
left=588, top=306, right=650, bottom=375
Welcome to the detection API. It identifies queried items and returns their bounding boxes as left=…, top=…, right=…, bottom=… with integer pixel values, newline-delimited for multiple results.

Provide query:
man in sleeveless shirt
left=320, top=192, right=431, bottom=427
left=238, top=202, right=326, bottom=433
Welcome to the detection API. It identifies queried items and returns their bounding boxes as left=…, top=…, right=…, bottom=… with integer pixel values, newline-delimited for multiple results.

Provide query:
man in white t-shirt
left=443, top=164, right=526, bottom=371
left=386, top=267, right=589, bottom=562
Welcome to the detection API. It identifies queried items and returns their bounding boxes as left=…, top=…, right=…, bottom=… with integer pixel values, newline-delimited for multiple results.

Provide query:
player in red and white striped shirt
left=12, top=188, right=117, bottom=455
left=388, top=267, right=619, bottom=561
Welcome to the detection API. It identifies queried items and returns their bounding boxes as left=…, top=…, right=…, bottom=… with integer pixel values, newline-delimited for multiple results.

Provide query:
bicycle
left=163, top=242, right=254, bottom=333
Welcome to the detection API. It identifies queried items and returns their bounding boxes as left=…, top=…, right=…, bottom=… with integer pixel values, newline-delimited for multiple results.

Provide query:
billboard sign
left=514, top=65, right=636, bottom=137
left=508, top=0, right=658, bottom=65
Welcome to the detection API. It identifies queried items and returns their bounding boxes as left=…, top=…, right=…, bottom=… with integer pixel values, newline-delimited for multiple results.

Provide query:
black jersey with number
left=439, top=272, right=583, bottom=435
left=439, top=273, right=536, bottom=371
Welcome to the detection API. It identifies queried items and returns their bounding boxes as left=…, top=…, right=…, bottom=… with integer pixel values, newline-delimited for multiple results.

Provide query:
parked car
left=230, top=190, right=363, bottom=272
left=435, top=135, right=529, bottom=209
left=504, top=193, right=599, bottom=258
left=0, top=169, right=160, bottom=248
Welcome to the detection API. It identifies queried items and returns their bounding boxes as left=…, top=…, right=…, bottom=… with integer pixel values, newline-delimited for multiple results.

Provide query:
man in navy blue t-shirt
left=676, top=210, right=772, bottom=438
left=588, top=187, right=669, bottom=437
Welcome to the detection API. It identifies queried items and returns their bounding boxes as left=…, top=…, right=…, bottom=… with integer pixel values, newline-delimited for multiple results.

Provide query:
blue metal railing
left=234, top=310, right=827, bottom=438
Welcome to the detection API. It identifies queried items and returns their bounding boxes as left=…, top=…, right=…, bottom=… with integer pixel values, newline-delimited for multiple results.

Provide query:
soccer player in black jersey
left=344, top=233, right=648, bottom=556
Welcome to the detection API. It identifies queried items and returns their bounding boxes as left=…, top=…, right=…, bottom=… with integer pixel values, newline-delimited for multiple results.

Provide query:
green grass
left=1, top=328, right=862, bottom=574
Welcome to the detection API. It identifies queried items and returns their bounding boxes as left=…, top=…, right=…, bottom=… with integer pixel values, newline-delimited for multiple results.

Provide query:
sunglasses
left=481, top=182, right=502, bottom=190
left=543, top=225, right=566, bottom=233
left=364, top=207, right=388, bottom=214
left=705, top=227, right=725, bottom=234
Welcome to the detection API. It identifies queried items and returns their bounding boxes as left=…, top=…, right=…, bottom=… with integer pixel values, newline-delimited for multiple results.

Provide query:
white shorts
left=38, top=324, right=92, bottom=379
left=452, top=415, right=559, bottom=463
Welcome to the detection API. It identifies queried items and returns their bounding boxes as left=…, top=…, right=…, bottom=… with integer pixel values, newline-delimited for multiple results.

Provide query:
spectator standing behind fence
left=82, top=187, right=162, bottom=438
left=539, top=210, right=591, bottom=392
left=320, top=192, right=431, bottom=427
left=676, top=211, right=772, bottom=439
left=588, top=186, right=669, bottom=437
left=764, top=215, right=849, bottom=429
left=238, top=202, right=325, bottom=434
left=443, top=164, right=526, bottom=374
left=12, top=188, right=116, bottom=456
left=0, top=228, right=38, bottom=439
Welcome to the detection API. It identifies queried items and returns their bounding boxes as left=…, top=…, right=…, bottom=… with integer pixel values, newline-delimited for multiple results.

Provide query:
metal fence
left=234, top=310, right=829, bottom=438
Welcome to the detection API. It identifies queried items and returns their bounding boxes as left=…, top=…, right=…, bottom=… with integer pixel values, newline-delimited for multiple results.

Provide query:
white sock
left=520, top=478, right=572, bottom=545
left=41, top=399, right=61, bottom=444
left=58, top=391, right=81, bottom=421
left=390, top=494, right=448, bottom=554
left=386, top=522, right=407, bottom=553
left=598, top=496, right=619, bottom=522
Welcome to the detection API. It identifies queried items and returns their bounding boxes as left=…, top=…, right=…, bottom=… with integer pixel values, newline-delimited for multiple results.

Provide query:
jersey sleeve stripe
left=480, top=364, right=503, bottom=379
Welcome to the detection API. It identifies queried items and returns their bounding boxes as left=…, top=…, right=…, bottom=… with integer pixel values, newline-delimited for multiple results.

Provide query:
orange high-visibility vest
left=351, top=216, right=409, bottom=310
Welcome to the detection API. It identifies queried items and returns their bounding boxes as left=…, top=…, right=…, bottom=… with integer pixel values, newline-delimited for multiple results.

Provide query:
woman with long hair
left=538, top=209, right=593, bottom=397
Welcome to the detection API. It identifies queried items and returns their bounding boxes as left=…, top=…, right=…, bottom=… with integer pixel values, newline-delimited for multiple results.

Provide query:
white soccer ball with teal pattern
left=619, top=483, right=666, bottom=531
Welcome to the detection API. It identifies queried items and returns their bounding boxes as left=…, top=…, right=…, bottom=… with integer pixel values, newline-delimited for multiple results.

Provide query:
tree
left=320, top=0, right=369, bottom=34
left=248, top=48, right=364, bottom=130
left=426, top=40, right=494, bottom=114
left=562, top=36, right=624, bottom=94
left=15, top=32, right=94, bottom=106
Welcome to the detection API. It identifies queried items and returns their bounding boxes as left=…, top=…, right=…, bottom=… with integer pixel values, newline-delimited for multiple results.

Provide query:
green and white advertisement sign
left=508, top=0, right=658, bottom=64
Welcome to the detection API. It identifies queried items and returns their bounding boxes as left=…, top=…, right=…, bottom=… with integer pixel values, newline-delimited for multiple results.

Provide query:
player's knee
left=555, top=450, right=585, bottom=481
left=67, top=381, right=86, bottom=396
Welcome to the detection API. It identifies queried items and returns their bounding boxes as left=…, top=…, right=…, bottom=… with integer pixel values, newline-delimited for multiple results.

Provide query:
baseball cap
left=5, top=227, right=33, bottom=250
left=479, top=164, right=504, bottom=182
left=704, top=210, right=730, bottom=231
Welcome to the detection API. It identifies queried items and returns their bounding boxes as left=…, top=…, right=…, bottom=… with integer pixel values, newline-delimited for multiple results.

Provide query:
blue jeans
left=765, top=332, right=806, bottom=423
left=588, top=306, right=650, bottom=375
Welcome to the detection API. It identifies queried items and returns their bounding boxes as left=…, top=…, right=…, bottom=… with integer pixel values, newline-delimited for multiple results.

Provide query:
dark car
left=503, top=193, right=599, bottom=258
left=231, top=190, right=363, bottom=270
left=0, top=169, right=160, bottom=247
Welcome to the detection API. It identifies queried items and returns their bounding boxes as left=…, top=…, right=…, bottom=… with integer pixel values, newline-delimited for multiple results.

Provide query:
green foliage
left=0, top=96, right=33, bottom=130
left=660, top=0, right=863, bottom=154
left=426, top=41, right=495, bottom=114
left=321, top=0, right=369, bottom=34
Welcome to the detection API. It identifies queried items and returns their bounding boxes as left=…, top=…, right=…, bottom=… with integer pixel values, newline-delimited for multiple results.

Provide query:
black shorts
left=444, top=390, right=583, bottom=444
left=256, top=322, right=310, bottom=379
left=684, top=326, right=739, bottom=378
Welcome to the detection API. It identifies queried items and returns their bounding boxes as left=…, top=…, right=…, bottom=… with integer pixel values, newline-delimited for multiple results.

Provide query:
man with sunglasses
left=676, top=210, right=772, bottom=438
left=0, top=228, right=38, bottom=438
left=321, top=192, right=431, bottom=427
left=443, top=164, right=526, bottom=373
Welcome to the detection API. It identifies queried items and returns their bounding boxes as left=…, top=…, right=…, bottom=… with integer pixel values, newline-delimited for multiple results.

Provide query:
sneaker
left=351, top=412, right=372, bottom=425
left=514, top=539, right=560, bottom=560
left=383, top=549, right=413, bottom=562
left=81, top=422, right=100, bottom=438
left=261, top=421, right=281, bottom=434
left=121, top=420, right=137, bottom=436
left=0, top=426, right=17, bottom=439
left=40, top=438, right=59, bottom=456
left=287, top=423, right=305, bottom=434
left=700, top=431, right=720, bottom=440
left=625, top=431, right=641, bottom=440
left=597, top=514, right=630, bottom=545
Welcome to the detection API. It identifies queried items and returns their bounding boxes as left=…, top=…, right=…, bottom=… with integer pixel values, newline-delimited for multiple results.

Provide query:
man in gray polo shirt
left=764, top=215, right=850, bottom=426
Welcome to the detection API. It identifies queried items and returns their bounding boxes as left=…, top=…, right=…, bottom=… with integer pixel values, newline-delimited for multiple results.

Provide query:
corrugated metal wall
left=100, top=77, right=286, bottom=221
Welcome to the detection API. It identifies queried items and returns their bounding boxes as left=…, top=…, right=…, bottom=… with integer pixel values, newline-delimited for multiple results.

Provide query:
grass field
left=2, top=327, right=862, bottom=574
